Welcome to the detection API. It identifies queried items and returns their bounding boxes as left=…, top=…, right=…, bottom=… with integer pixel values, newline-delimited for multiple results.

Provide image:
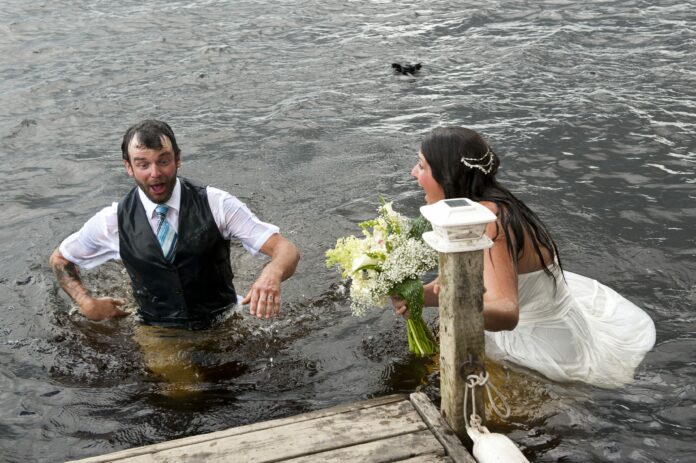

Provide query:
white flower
left=351, top=254, right=379, bottom=273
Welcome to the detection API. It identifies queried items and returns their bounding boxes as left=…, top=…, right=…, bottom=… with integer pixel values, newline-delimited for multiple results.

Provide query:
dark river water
left=1, top=1, right=694, bottom=461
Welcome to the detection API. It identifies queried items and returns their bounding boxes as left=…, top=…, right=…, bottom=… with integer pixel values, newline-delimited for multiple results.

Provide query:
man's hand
left=50, top=248, right=129, bottom=321
left=79, top=295, right=129, bottom=321
left=242, top=267, right=282, bottom=319
left=241, top=233, right=300, bottom=320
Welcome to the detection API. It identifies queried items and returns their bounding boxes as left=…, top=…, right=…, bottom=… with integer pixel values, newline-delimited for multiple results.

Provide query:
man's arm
left=49, top=248, right=128, bottom=321
left=241, top=234, right=300, bottom=319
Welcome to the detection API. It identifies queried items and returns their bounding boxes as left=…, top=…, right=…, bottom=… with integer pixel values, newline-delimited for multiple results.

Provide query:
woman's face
left=411, top=151, right=445, bottom=204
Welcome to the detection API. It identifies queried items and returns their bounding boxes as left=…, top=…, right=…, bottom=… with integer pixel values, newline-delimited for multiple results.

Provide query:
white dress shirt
left=59, top=178, right=279, bottom=269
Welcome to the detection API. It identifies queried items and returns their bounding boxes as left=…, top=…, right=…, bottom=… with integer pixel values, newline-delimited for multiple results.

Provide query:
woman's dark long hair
left=421, top=127, right=562, bottom=279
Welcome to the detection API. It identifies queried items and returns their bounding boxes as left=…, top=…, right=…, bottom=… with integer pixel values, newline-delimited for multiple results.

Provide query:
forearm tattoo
left=54, top=261, right=81, bottom=284
left=52, top=260, right=91, bottom=304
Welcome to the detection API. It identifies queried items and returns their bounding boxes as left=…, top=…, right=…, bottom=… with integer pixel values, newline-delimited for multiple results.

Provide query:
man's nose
left=410, top=164, right=418, bottom=178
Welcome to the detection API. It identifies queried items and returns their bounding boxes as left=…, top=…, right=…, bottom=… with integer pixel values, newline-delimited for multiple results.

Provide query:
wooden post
left=420, top=198, right=495, bottom=445
left=438, top=249, right=486, bottom=443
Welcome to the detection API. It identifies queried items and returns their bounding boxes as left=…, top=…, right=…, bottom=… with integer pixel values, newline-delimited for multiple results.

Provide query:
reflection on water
left=1, top=0, right=695, bottom=461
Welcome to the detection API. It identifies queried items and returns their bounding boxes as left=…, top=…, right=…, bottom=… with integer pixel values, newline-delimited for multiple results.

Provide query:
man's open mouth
left=151, top=183, right=166, bottom=195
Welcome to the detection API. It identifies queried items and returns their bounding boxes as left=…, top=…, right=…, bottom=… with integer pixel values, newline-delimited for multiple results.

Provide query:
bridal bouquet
left=325, top=201, right=439, bottom=356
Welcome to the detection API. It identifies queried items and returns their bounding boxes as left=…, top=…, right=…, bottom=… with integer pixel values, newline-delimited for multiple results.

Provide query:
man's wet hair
left=121, top=119, right=181, bottom=162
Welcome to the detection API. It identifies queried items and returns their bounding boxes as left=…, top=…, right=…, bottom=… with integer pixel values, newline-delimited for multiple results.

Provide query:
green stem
left=392, top=278, right=438, bottom=356
left=407, top=317, right=437, bottom=356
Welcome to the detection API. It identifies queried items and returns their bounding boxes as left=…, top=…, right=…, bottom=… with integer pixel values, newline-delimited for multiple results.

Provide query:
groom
left=49, top=119, right=300, bottom=329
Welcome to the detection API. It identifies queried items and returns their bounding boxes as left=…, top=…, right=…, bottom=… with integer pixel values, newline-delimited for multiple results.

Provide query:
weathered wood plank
left=69, top=394, right=407, bottom=463
left=410, top=393, right=476, bottom=463
left=282, top=429, right=444, bottom=462
left=100, top=400, right=427, bottom=463
left=398, top=455, right=453, bottom=462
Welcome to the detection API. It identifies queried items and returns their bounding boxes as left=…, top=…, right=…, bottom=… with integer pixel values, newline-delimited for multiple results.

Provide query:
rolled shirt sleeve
left=58, top=203, right=121, bottom=269
left=206, top=186, right=279, bottom=256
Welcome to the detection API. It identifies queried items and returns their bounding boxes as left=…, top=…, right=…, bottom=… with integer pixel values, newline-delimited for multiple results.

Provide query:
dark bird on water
left=392, top=63, right=422, bottom=76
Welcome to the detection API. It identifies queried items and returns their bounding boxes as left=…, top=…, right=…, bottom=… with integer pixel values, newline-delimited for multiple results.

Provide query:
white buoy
left=468, top=426, right=529, bottom=463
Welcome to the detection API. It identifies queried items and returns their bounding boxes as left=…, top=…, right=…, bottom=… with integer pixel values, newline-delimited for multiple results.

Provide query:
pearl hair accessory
left=461, top=147, right=494, bottom=174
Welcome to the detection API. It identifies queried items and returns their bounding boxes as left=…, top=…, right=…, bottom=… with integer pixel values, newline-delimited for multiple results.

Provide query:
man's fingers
left=262, top=293, right=273, bottom=319
left=109, top=299, right=129, bottom=317
left=259, top=291, right=281, bottom=319
left=256, top=300, right=266, bottom=318
left=265, top=292, right=280, bottom=318
left=245, top=284, right=281, bottom=319
left=248, top=290, right=260, bottom=316
left=256, top=291, right=270, bottom=318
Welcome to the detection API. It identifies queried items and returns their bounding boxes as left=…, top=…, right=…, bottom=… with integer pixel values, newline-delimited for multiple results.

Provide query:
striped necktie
left=155, top=204, right=177, bottom=262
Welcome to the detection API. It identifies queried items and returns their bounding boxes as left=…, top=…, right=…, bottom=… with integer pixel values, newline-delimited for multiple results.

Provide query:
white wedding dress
left=485, top=265, right=656, bottom=387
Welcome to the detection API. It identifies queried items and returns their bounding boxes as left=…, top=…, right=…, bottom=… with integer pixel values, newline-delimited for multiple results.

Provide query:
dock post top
left=420, top=198, right=496, bottom=253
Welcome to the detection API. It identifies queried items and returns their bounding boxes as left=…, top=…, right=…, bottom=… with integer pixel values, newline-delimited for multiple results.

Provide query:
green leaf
left=354, top=263, right=382, bottom=273
left=359, top=218, right=379, bottom=230
left=391, top=278, right=424, bottom=319
left=408, top=216, right=432, bottom=240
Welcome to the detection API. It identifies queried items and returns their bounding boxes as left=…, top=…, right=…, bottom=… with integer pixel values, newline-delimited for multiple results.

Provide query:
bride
left=392, top=126, right=656, bottom=387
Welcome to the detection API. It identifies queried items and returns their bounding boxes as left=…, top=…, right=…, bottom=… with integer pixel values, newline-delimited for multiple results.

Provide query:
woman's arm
left=480, top=202, right=519, bottom=331
left=393, top=203, right=520, bottom=331
left=423, top=278, right=440, bottom=307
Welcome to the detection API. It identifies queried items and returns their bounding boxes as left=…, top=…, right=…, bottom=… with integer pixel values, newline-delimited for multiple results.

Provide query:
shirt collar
left=138, top=177, right=181, bottom=219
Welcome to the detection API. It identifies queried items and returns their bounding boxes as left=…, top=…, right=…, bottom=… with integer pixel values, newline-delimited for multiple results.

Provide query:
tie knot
left=155, top=204, right=169, bottom=218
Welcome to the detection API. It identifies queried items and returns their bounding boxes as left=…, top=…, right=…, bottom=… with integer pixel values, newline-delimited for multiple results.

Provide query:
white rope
left=463, top=371, right=511, bottom=433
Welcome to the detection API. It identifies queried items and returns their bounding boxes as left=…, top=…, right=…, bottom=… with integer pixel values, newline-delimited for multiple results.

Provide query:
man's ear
left=123, top=159, right=134, bottom=177
left=176, top=154, right=182, bottom=168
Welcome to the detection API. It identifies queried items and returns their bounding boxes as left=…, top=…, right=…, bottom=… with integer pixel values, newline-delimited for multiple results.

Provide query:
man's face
left=123, top=135, right=180, bottom=204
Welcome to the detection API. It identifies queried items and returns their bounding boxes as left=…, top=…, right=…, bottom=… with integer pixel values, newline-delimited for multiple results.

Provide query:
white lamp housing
left=420, top=198, right=497, bottom=253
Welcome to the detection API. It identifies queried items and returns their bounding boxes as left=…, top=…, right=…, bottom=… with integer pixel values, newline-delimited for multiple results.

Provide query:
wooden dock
left=68, top=393, right=475, bottom=463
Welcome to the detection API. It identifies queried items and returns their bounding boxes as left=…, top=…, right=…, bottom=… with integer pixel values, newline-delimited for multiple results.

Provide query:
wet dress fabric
left=485, top=265, right=656, bottom=387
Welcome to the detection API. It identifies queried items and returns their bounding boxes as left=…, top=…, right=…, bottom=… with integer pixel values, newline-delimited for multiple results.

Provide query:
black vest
left=117, top=178, right=237, bottom=329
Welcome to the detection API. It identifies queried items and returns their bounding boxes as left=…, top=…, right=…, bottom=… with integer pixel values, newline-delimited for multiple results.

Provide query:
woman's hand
left=390, top=295, right=410, bottom=319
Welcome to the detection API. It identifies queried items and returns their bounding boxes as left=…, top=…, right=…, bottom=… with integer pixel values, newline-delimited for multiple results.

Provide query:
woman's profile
left=394, top=126, right=656, bottom=387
